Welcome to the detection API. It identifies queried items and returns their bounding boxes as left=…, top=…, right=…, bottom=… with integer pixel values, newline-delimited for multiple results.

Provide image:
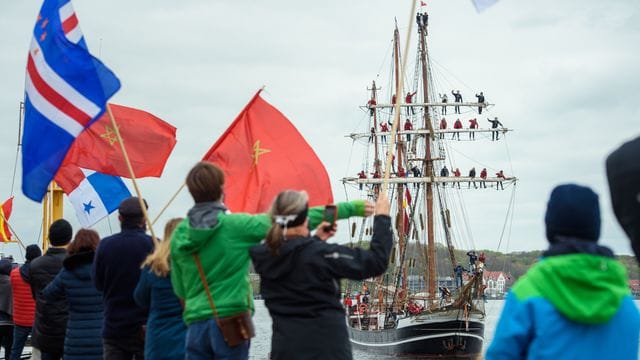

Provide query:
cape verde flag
left=22, top=0, right=121, bottom=202
left=55, top=164, right=130, bottom=227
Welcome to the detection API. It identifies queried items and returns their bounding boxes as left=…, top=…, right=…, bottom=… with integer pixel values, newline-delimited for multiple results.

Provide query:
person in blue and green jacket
left=486, top=184, right=640, bottom=360
left=170, top=161, right=374, bottom=359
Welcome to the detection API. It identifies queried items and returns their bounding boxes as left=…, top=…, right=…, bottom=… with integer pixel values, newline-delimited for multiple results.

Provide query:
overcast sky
left=1, top=0, right=639, bottom=261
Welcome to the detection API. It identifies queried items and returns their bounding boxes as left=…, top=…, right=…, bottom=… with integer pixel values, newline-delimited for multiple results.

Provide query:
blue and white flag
left=22, top=0, right=121, bottom=202
left=471, top=0, right=499, bottom=12
left=56, top=165, right=130, bottom=227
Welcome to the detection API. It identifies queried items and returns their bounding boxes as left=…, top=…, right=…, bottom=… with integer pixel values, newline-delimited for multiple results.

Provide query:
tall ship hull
left=348, top=311, right=484, bottom=358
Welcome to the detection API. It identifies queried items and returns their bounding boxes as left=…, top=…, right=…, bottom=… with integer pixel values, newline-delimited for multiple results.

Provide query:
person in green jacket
left=170, top=161, right=374, bottom=359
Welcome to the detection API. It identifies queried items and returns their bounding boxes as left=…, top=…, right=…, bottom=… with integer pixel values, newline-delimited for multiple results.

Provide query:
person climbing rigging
left=367, top=98, right=376, bottom=117
left=468, top=118, right=478, bottom=140
left=453, top=168, right=461, bottom=189
left=453, top=119, right=462, bottom=140
left=439, top=93, right=448, bottom=115
left=488, top=117, right=503, bottom=141
left=468, top=167, right=477, bottom=189
left=475, top=92, right=485, bottom=114
left=495, top=170, right=505, bottom=190
left=405, top=91, right=417, bottom=115
left=480, top=168, right=488, bottom=188
left=439, top=118, right=447, bottom=139
left=452, top=90, right=462, bottom=114
left=380, top=122, right=389, bottom=144
left=440, top=166, right=449, bottom=187
left=404, top=119, right=413, bottom=142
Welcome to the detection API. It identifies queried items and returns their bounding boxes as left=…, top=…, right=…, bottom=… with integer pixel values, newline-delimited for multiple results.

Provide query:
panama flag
left=55, top=164, right=130, bottom=227
left=22, top=0, right=120, bottom=202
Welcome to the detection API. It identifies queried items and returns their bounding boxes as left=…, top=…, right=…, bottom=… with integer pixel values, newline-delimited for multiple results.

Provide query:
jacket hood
left=250, top=236, right=315, bottom=280
left=172, top=220, right=218, bottom=255
left=515, top=253, right=629, bottom=324
left=171, top=202, right=228, bottom=255
left=63, top=251, right=95, bottom=274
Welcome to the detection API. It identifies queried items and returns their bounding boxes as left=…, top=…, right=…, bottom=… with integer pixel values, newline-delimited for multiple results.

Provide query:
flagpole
left=382, top=0, right=417, bottom=195
left=0, top=212, right=26, bottom=250
left=151, top=182, right=186, bottom=226
left=106, top=104, right=159, bottom=245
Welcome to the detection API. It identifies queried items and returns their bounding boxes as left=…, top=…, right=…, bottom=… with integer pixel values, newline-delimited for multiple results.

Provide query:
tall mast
left=418, top=20, right=437, bottom=303
left=392, top=24, right=409, bottom=297
left=370, top=81, right=381, bottom=176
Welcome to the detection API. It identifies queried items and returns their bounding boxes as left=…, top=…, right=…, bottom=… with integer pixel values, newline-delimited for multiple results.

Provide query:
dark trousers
left=492, top=130, right=499, bottom=140
left=40, top=352, right=62, bottom=360
left=0, top=325, right=13, bottom=360
left=9, top=325, right=30, bottom=360
left=103, top=337, right=145, bottom=360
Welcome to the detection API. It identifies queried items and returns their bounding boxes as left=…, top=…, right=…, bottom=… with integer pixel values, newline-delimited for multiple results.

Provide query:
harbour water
left=249, top=299, right=507, bottom=359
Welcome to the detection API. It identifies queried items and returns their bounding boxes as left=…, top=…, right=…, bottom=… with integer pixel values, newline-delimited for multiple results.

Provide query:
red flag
left=62, top=104, right=177, bottom=178
left=203, top=90, right=333, bottom=213
left=0, top=197, right=14, bottom=242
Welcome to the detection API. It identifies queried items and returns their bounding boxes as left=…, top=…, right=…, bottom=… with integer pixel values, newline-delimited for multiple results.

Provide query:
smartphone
left=323, top=205, right=337, bottom=231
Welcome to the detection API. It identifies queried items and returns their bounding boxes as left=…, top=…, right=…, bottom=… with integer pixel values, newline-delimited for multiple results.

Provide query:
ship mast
left=418, top=18, right=437, bottom=304
left=392, top=25, right=409, bottom=300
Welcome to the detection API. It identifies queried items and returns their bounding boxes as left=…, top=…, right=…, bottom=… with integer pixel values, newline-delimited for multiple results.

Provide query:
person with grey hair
left=250, top=191, right=392, bottom=360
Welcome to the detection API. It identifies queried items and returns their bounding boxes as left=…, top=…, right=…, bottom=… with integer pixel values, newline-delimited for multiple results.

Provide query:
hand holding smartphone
left=323, top=205, right=337, bottom=231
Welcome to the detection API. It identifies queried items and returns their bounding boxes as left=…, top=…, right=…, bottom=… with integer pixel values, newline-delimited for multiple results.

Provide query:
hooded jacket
left=486, top=241, right=640, bottom=359
left=43, top=251, right=104, bottom=360
left=250, top=214, right=392, bottom=360
left=170, top=200, right=367, bottom=325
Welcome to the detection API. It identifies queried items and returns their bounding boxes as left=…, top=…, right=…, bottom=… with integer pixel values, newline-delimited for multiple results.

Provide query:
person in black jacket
left=0, top=259, right=13, bottom=360
left=250, top=191, right=392, bottom=360
left=43, top=229, right=104, bottom=360
left=606, top=136, right=640, bottom=264
left=29, top=219, right=71, bottom=360
left=92, top=197, right=154, bottom=360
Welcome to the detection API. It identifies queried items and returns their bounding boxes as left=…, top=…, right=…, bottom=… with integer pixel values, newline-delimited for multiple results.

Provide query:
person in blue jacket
left=134, top=218, right=187, bottom=360
left=486, top=184, right=640, bottom=360
left=43, top=229, right=104, bottom=360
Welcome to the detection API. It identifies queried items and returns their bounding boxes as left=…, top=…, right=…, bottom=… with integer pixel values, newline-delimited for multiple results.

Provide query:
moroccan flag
left=0, top=197, right=14, bottom=242
left=203, top=90, right=333, bottom=213
left=62, top=104, right=177, bottom=178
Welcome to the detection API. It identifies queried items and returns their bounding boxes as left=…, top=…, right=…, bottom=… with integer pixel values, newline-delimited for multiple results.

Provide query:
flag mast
left=42, top=182, right=64, bottom=249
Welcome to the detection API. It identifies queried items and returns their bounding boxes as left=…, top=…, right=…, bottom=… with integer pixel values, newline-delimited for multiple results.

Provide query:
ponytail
left=266, top=190, right=309, bottom=256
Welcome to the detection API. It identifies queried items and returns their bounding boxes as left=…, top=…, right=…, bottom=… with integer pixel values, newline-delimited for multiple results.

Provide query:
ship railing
left=347, top=128, right=511, bottom=140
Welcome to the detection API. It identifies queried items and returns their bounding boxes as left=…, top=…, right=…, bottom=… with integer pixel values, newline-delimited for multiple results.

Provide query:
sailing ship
left=340, top=12, right=517, bottom=359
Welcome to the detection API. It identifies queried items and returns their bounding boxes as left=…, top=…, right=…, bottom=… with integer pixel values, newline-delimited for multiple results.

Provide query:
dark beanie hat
left=26, top=244, right=42, bottom=261
left=118, top=197, right=148, bottom=218
left=49, top=219, right=73, bottom=246
left=545, top=184, right=601, bottom=243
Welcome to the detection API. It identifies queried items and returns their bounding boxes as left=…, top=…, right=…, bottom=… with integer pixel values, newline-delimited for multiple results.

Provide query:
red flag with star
left=61, top=104, right=177, bottom=178
left=0, top=197, right=14, bottom=242
left=203, top=90, right=333, bottom=213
